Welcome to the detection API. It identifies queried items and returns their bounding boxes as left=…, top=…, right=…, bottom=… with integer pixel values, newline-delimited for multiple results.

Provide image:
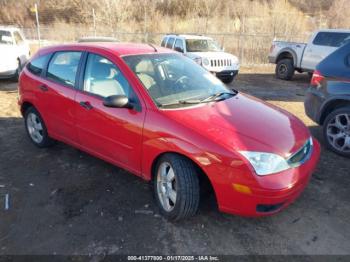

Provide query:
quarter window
left=13, top=31, right=24, bottom=45
left=27, top=54, right=50, bottom=76
left=161, top=37, right=168, bottom=47
left=166, top=37, right=175, bottom=49
left=83, top=53, right=131, bottom=98
left=47, top=51, right=82, bottom=87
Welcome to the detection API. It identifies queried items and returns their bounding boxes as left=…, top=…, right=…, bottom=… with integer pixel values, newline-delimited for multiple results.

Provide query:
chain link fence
left=21, top=26, right=311, bottom=66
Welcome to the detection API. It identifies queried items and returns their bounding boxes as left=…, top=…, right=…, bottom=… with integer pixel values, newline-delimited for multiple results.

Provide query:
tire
left=13, top=59, right=22, bottom=82
left=276, top=59, right=295, bottom=80
left=323, top=107, right=350, bottom=157
left=24, top=107, right=55, bottom=148
left=153, top=154, right=200, bottom=221
left=221, top=76, right=234, bottom=84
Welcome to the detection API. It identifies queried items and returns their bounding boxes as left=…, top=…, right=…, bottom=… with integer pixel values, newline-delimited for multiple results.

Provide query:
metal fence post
left=34, top=3, right=41, bottom=47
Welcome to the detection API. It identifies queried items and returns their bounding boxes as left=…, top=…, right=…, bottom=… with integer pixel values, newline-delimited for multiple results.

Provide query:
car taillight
left=270, top=44, right=275, bottom=53
left=310, top=70, right=324, bottom=88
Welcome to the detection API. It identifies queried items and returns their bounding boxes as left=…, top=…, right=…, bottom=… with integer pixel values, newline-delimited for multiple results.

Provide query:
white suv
left=161, top=34, right=239, bottom=83
left=0, top=27, right=30, bottom=80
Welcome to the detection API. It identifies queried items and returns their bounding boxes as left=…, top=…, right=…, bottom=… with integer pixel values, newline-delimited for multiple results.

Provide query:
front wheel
left=221, top=75, right=235, bottom=84
left=13, top=59, right=22, bottom=81
left=323, top=107, right=350, bottom=157
left=153, top=154, right=200, bottom=221
left=276, top=59, right=294, bottom=80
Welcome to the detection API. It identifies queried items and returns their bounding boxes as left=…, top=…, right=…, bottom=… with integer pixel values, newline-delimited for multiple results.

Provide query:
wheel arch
left=20, top=101, right=35, bottom=116
left=320, top=98, right=350, bottom=125
left=150, top=151, right=217, bottom=203
left=276, top=49, right=297, bottom=67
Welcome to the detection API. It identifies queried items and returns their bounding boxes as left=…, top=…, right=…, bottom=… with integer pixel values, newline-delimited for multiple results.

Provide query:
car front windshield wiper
left=158, top=91, right=238, bottom=108
left=200, top=90, right=238, bottom=103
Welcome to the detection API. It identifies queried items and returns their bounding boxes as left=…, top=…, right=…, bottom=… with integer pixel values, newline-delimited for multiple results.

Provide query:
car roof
left=0, top=26, right=20, bottom=32
left=165, top=34, right=212, bottom=40
left=315, top=29, right=350, bottom=33
left=38, top=42, right=174, bottom=56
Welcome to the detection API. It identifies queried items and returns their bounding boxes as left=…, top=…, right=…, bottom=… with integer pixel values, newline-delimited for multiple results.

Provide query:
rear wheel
left=323, top=107, right=350, bottom=157
left=276, top=59, right=294, bottom=80
left=153, top=154, right=200, bottom=221
left=24, top=107, right=55, bottom=148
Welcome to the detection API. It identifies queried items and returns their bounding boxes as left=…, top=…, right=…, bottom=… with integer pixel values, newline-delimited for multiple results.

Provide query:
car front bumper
left=212, top=70, right=239, bottom=80
left=213, top=137, right=321, bottom=217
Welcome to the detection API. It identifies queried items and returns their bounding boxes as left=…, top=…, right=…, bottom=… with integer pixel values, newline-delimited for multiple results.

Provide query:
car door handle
left=79, top=101, right=93, bottom=110
left=38, top=84, right=48, bottom=92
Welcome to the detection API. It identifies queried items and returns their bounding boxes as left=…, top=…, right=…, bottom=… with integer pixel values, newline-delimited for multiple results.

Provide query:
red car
left=18, top=43, right=320, bottom=220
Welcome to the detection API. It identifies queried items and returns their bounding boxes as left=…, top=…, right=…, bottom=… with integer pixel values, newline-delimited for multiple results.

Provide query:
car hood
left=162, top=93, right=310, bottom=157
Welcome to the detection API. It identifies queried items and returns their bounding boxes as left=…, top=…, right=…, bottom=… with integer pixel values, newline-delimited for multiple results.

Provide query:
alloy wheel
left=26, top=112, right=44, bottom=144
left=156, top=162, right=177, bottom=212
left=326, top=113, right=350, bottom=153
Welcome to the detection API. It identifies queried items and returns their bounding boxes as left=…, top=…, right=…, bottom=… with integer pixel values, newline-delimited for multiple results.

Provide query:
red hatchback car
left=18, top=43, right=320, bottom=220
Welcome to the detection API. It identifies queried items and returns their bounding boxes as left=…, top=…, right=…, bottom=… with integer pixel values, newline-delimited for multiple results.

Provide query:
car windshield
left=123, top=53, right=236, bottom=108
left=185, top=39, right=222, bottom=52
left=0, top=30, right=13, bottom=45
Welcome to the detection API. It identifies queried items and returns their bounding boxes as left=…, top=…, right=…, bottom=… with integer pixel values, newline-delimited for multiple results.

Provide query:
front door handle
left=79, top=101, right=93, bottom=110
left=38, top=84, right=48, bottom=92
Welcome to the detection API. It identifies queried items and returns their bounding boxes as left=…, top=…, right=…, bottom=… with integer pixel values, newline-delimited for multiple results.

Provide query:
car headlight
left=239, top=151, right=290, bottom=176
left=203, top=58, right=210, bottom=66
left=193, top=57, right=202, bottom=65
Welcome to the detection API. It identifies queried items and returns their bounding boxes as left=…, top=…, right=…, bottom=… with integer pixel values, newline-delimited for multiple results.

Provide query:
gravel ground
left=0, top=67, right=349, bottom=256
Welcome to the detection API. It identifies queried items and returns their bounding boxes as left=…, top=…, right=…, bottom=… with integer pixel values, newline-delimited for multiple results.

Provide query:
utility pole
left=92, top=8, right=96, bottom=37
left=33, top=3, right=41, bottom=47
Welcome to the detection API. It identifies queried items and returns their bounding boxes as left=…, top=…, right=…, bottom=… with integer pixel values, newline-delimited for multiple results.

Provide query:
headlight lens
left=203, top=58, right=210, bottom=66
left=239, top=151, right=290, bottom=176
left=193, top=57, right=202, bottom=65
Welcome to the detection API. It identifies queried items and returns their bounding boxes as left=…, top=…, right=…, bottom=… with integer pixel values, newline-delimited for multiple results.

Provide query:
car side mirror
left=103, top=95, right=133, bottom=109
left=174, top=47, right=184, bottom=53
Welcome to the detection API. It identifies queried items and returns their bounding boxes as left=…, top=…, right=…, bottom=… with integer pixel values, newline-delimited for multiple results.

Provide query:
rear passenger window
left=47, top=52, right=82, bottom=87
left=161, top=37, right=168, bottom=47
left=313, top=32, right=350, bottom=47
left=166, top=37, right=175, bottom=49
left=84, top=53, right=131, bottom=98
left=27, top=54, right=50, bottom=76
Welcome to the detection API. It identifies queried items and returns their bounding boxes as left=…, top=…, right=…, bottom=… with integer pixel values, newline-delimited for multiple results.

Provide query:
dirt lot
left=0, top=67, right=349, bottom=256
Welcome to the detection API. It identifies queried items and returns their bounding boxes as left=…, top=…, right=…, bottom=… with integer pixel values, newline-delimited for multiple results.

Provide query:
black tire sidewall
left=24, top=107, right=52, bottom=148
left=323, top=107, right=350, bottom=157
left=153, top=154, right=199, bottom=220
left=276, top=59, right=294, bottom=80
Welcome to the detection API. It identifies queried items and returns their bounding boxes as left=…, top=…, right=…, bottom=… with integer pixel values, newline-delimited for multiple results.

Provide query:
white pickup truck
left=0, top=26, right=30, bottom=80
left=268, top=29, right=350, bottom=80
left=161, top=34, right=240, bottom=83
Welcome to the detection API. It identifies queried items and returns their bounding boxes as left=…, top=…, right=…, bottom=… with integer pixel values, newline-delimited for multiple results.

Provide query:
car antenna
left=148, top=43, right=158, bottom=52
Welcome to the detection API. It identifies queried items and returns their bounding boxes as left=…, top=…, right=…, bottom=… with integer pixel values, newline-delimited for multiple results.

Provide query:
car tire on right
left=323, top=107, right=350, bottom=157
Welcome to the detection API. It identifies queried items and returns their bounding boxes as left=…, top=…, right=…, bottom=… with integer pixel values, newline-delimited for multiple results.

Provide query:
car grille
left=287, top=138, right=313, bottom=167
left=210, top=59, right=232, bottom=67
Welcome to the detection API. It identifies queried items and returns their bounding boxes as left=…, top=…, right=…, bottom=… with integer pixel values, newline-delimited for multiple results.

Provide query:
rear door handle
left=38, top=84, right=48, bottom=92
left=79, top=101, right=93, bottom=110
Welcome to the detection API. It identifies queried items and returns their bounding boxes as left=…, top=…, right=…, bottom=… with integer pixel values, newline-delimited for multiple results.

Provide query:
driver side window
left=84, top=53, right=130, bottom=98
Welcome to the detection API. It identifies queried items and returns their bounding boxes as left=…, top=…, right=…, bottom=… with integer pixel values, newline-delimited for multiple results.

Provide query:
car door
left=302, top=32, right=350, bottom=70
left=41, top=51, right=83, bottom=145
left=75, top=52, right=146, bottom=175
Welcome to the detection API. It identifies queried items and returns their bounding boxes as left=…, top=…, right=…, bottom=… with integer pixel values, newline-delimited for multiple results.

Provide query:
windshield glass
left=0, top=30, right=13, bottom=45
left=185, top=39, right=222, bottom=52
left=123, top=53, right=234, bottom=108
